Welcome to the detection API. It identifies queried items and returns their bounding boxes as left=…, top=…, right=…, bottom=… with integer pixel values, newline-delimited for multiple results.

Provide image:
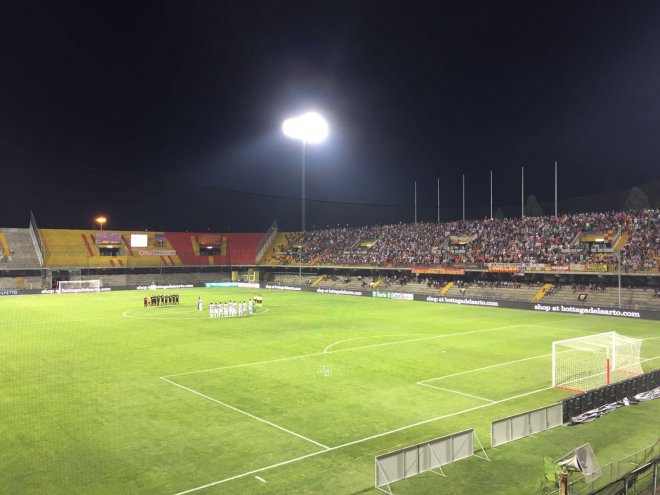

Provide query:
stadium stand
left=444, top=282, right=540, bottom=302
left=166, top=232, right=263, bottom=265
left=1, top=209, right=658, bottom=310
left=0, top=228, right=42, bottom=269
left=270, top=210, right=660, bottom=272
left=40, top=229, right=184, bottom=268
left=259, top=232, right=291, bottom=264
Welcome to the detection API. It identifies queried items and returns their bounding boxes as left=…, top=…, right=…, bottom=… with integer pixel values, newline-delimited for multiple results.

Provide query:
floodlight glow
left=95, top=216, right=107, bottom=231
left=282, top=112, right=328, bottom=143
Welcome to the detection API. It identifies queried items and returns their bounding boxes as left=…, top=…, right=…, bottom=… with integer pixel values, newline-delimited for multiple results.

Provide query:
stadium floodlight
left=282, top=111, right=328, bottom=144
left=282, top=111, right=328, bottom=278
left=95, top=216, right=107, bottom=231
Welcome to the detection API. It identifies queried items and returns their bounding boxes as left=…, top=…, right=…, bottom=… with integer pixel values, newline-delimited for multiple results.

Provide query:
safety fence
left=588, top=456, right=659, bottom=495
left=375, top=428, right=489, bottom=494
left=491, top=403, right=563, bottom=448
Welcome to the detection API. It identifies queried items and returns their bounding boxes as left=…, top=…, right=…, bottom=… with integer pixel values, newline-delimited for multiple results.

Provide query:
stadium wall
left=260, top=282, right=660, bottom=320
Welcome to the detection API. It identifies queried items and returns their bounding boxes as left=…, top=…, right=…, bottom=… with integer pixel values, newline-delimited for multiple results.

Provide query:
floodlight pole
left=437, top=178, right=440, bottom=223
left=618, top=249, right=622, bottom=308
left=554, top=161, right=558, bottom=217
left=490, top=170, right=493, bottom=220
left=301, top=140, right=306, bottom=234
left=300, top=140, right=306, bottom=280
left=282, top=111, right=328, bottom=281
left=521, top=165, right=525, bottom=218
left=414, top=180, right=417, bottom=224
left=462, top=174, right=465, bottom=221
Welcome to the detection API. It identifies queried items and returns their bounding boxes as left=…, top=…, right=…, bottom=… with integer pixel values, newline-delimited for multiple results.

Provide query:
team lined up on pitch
left=198, top=296, right=257, bottom=318
left=144, top=294, right=180, bottom=307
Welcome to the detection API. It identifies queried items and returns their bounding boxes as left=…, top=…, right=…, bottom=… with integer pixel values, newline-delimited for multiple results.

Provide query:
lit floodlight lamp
left=282, top=112, right=328, bottom=144
left=95, top=216, right=107, bottom=231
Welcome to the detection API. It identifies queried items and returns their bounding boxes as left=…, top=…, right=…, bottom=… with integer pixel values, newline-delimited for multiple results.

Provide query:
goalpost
left=57, top=279, right=103, bottom=293
left=552, top=332, right=643, bottom=393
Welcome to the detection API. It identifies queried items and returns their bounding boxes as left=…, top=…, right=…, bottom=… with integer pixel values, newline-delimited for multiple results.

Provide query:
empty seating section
left=0, top=233, right=8, bottom=255
left=41, top=229, right=182, bottom=268
left=0, top=228, right=42, bottom=269
left=5, top=229, right=265, bottom=268
left=166, top=232, right=263, bottom=265
left=445, top=283, right=540, bottom=302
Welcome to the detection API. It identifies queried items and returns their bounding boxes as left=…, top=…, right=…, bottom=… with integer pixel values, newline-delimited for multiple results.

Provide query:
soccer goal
left=57, top=279, right=103, bottom=293
left=552, top=332, right=643, bottom=392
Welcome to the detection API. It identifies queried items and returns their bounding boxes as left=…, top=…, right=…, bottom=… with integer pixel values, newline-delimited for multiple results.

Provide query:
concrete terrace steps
left=445, top=285, right=540, bottom=302
left=0, top=228, right=42, bottom=269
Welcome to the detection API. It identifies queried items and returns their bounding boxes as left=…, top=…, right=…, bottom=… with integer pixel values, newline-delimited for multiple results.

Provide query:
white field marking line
left=172, top=449, right=329, bottom=495
left=418, top=352, right=552, bottom=385
left=159, top=377, right=329, bottom=450
left=163, top=352, right=323, bottom=379
left=171, top=385, right=553, bottom=495
left=323, top=333, right=433, bottom=353
left=417, top=382, right=495, bottom=402
left=164, top=323, right=527, bottom=378
left=255, top=476, right=266, bottom=483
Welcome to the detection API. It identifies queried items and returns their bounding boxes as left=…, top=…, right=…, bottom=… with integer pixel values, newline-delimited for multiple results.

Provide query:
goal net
left=552, top=332, right=643, bottom=392
left=57, top=279, right=102, bottom=293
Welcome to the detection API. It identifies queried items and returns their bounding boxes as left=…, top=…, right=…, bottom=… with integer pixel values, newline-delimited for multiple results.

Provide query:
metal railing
left=28, top=211, right=45, bottom=267
left=255, top=220, right=278, bottom=263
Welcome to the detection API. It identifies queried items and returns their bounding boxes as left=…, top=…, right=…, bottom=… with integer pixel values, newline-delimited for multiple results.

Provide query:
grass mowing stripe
left=165, top=323, right=528, bottom=378
left=419, top=352, right=552, bottom=384
left=159, top=377, right=329, bottom=449
left=171, top=385, right=553, bottom=495
left=322, top=333, right=432, bottom=353
left=417, top=383, right=496, bottom=402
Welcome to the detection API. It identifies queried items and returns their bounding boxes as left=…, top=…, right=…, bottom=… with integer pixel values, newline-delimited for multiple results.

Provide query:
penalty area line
left=170, top=385, right=553, bottom=495
left=417, top=382, right=495, bottom=403
left=159, top=377, right=329, bottom=450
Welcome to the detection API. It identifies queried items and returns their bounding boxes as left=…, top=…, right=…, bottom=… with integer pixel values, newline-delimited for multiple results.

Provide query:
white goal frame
left=57, top=279, right=103, bottom=293
left=552, top=331, right=643, bottom=392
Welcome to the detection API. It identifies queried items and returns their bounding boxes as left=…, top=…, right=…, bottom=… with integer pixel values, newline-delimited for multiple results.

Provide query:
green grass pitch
left=1, top=288, right=659, bottom=494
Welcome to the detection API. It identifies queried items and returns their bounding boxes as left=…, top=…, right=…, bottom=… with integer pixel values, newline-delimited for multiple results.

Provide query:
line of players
left=208, top=300, right=254, bottom=318
left=144, top=294, right=180, bottom=307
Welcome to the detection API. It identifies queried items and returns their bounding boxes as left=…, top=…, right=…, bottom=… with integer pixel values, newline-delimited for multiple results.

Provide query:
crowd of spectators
left=281, top=209, right=660, bottom=272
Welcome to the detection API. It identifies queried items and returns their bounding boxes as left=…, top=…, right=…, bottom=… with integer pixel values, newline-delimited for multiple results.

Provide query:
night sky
left=2, top=1, right=660, bottom=232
